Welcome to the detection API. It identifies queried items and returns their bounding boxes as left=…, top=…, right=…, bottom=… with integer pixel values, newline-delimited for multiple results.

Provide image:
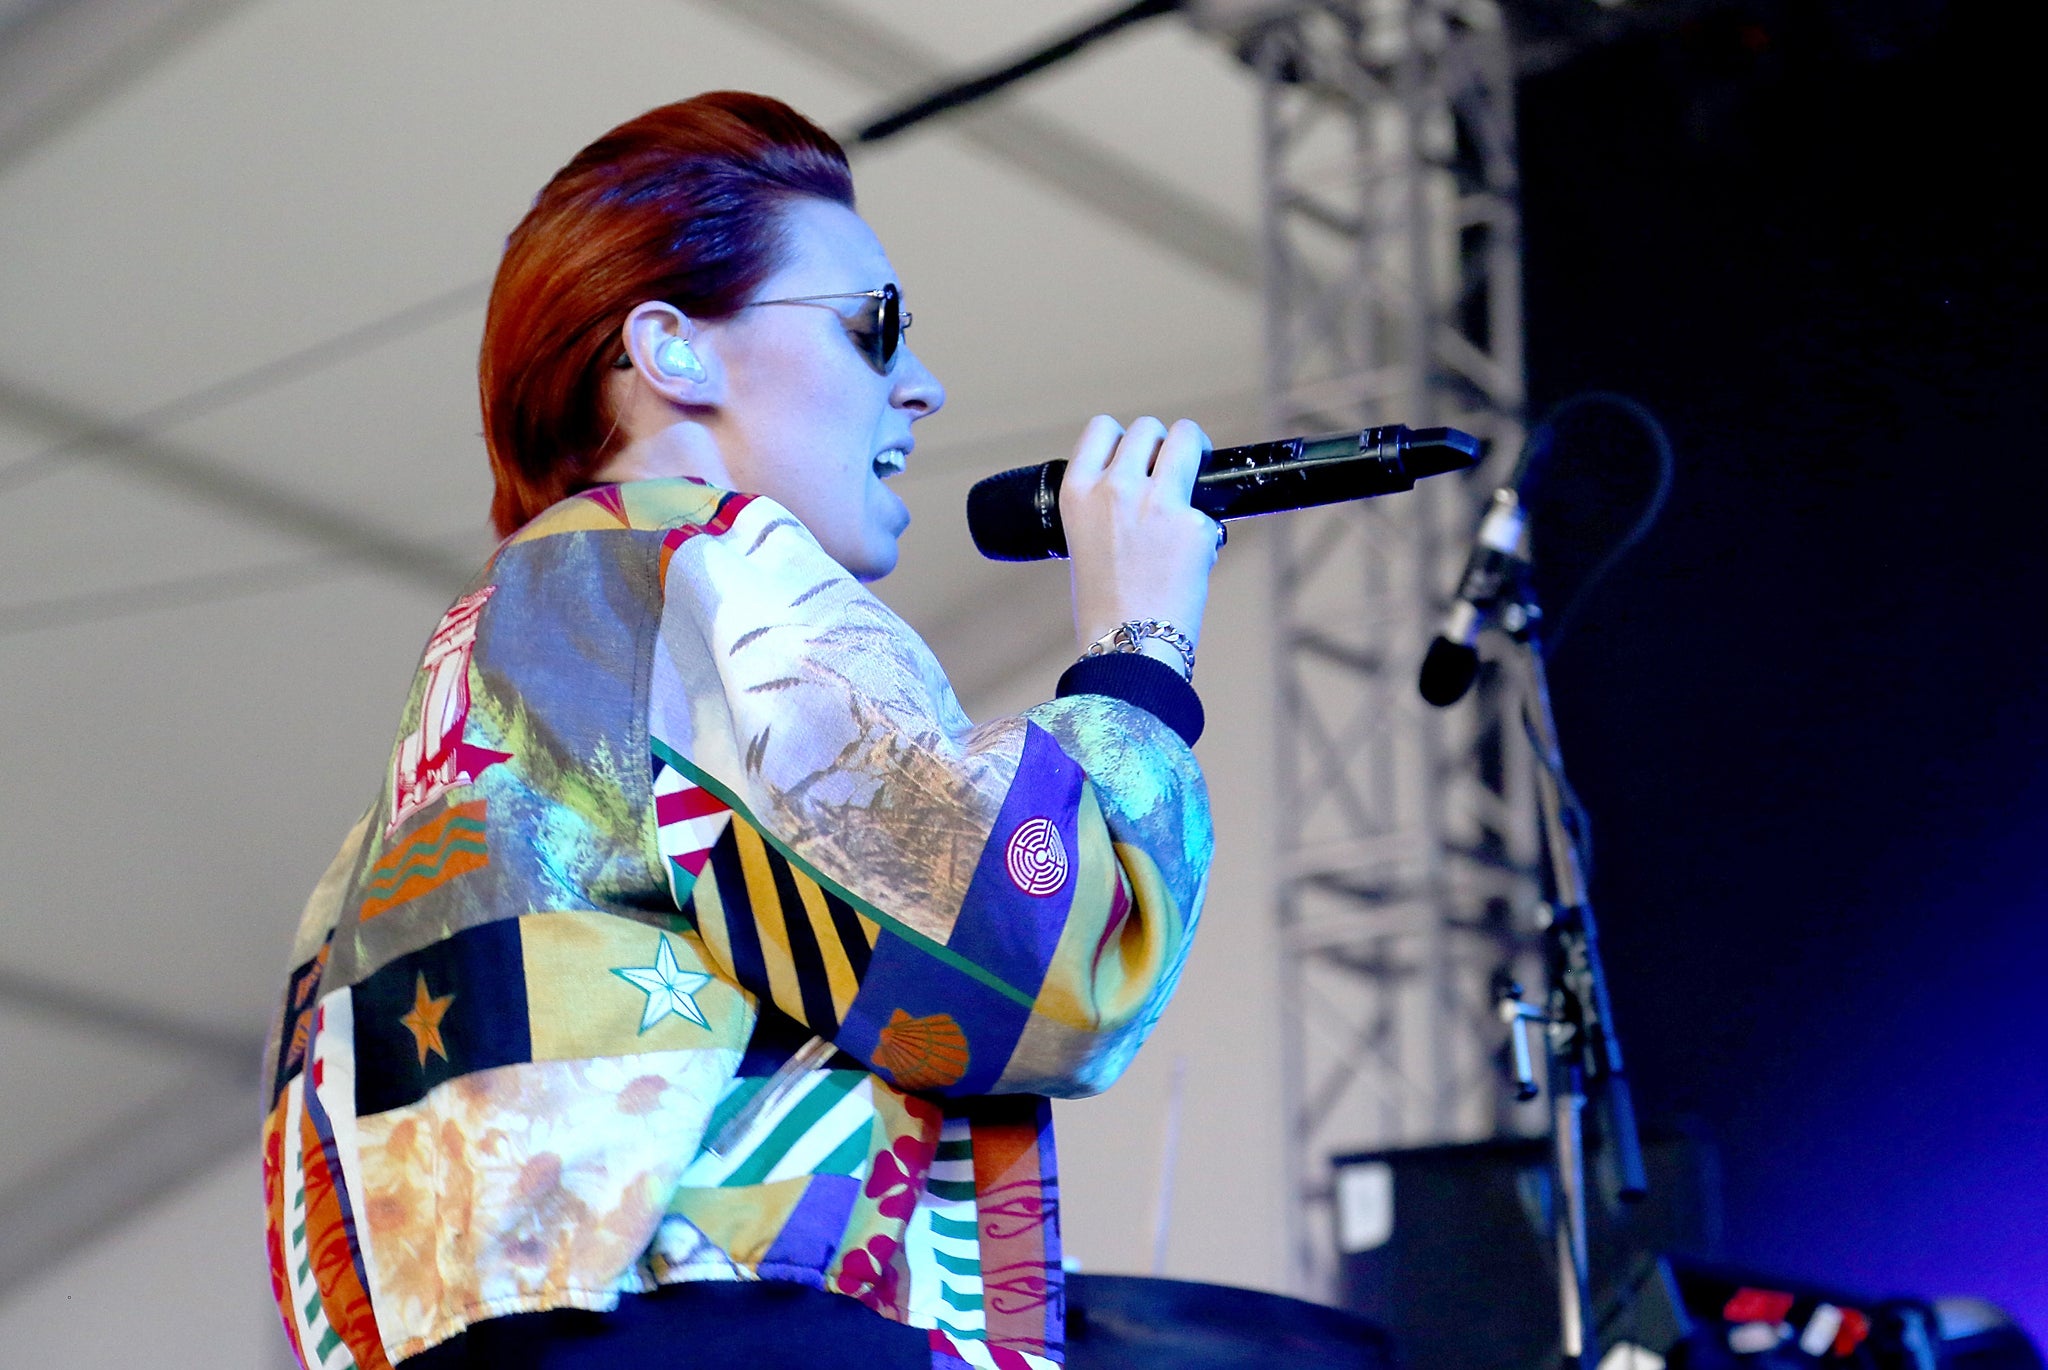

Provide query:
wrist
left=1080, top=618, right=1197, bottom=682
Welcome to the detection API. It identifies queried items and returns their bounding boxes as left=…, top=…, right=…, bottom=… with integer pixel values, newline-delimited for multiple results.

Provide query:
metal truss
left=1239, top=0, right=1544, bottom=1297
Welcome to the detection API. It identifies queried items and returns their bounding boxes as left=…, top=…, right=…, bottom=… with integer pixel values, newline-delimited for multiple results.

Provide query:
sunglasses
left=742, top=283, right=912, bottom=376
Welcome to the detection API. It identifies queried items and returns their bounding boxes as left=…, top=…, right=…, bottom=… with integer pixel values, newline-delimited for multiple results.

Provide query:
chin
left=852, top=553, right=897, bottom=583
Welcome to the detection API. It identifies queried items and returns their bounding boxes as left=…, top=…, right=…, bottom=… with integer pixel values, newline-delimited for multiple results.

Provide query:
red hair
left=480, top=92, right=853, bottom=536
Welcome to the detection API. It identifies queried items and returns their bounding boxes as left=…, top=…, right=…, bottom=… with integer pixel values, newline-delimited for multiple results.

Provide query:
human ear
left=620, top=302, right=721, bottom=402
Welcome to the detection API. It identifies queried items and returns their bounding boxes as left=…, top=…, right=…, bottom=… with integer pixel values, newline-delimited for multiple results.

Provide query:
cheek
left=729, top=338, right=889, bottom=508
left=788, top=390, right=876, bottom=475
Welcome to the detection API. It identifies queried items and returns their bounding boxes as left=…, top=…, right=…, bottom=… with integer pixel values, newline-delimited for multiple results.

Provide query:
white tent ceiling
left=0, top=1, right=1300, bottom=1360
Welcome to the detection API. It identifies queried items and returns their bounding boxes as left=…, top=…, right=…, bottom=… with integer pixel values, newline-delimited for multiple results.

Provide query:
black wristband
left=1055, top=652, right=1204, bottom=746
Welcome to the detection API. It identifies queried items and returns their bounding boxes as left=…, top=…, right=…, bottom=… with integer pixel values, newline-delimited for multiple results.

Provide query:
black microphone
left=966, top=425, right=1480, bottom=562
left=1417, top=485, right=1529, bottom=707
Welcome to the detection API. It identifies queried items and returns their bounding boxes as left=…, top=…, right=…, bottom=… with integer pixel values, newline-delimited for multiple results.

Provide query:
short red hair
left=480, top=92, right=853, bottom=536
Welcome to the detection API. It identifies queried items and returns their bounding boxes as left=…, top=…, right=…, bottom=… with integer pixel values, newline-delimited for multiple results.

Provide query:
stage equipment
left=1227, top=0, right=1546, bottom=1300
left=1403, top=389, right=1676, bottom=1362
left=1600, top=1259, right=2044, bottom=1370
left=1331, top=1132, right=1717, bottom=1370
left=1419, top=482, right=1527, bottom=704
left=1065, top=1272, right=1396, bottom=1369
left=1456, top=487, right=1647, bottom=1369
left=966, top=424, right=1479, bottom=561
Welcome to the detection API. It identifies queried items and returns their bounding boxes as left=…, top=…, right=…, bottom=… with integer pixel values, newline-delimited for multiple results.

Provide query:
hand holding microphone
left=966, top=415, right=1483, bottom=688
left=1060, top=416, right=1221, bottom=674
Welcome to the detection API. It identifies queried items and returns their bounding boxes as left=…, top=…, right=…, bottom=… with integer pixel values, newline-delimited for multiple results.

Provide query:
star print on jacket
left=399, top=974, right=453, bottom=1066
left=612, top=934, right=713, bottom=1032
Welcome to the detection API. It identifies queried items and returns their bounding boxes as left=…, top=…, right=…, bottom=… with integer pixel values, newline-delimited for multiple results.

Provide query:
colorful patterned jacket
left=262, top=479, right=1212, bottom=1370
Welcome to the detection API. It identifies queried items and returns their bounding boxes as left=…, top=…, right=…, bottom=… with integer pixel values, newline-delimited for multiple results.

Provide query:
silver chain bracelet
left=1081, top=618, right=1197, bottom=682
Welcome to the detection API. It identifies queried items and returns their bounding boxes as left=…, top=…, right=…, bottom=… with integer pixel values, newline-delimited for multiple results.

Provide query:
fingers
left=1063, top=414, right=1209, bottom=516
left=1151, top=419, right=1210, bottom=504
left=1104, top=416, right=1168, bottom=487
left=1067, top=414, right=1124, bottom=478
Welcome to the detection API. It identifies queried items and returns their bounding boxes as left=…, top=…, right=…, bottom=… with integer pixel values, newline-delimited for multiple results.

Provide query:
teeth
left=873, top=449, right=907, bottom=478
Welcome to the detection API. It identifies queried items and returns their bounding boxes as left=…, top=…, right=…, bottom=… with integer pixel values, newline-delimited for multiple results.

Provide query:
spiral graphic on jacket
left=1004, top=817, right=1069, bottom=896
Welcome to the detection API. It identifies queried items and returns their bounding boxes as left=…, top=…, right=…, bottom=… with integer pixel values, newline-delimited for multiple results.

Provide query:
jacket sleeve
left=643, top=494, right=1211, bottom=1098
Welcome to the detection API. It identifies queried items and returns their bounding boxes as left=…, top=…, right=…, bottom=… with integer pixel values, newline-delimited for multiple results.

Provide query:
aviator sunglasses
left=614, top=284, right=911, bottom=377
left=741, top=282, right=911, bottom=376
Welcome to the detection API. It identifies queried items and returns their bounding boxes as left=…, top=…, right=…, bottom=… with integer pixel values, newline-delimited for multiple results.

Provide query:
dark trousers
left=398, top=1280, right=932, bottom=1369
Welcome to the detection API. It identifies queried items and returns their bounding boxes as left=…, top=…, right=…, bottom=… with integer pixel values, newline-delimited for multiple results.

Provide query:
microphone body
left=966, top=425, right=1479, bottom=562
left=1418, top=486, right=1528, bottom=707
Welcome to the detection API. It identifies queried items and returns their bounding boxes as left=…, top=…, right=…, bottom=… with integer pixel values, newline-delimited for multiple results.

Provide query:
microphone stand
left=1492, top=569, right=1649, bottom=1370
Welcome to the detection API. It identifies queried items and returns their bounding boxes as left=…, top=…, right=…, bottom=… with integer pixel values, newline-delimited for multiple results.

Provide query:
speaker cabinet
left=1333, top=1129, right=1718, bottom=1370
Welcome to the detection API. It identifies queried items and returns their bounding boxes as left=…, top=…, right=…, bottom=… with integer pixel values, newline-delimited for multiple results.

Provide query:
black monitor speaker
left=1332, top=1128, right=1718, bottom=1370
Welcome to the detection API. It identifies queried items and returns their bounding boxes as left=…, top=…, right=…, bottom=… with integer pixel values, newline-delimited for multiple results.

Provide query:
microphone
left=1417, top=485, right=1529, bottom=707
left=966, top=425, right=1480, bottom=562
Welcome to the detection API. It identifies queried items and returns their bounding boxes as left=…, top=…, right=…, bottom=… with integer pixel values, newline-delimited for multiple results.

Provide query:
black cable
left=1501, top=391, right=1676, bottom=882
left=854, top=0, right=1182, bottom=144
left=1523, top=390, right=1676, bottom=658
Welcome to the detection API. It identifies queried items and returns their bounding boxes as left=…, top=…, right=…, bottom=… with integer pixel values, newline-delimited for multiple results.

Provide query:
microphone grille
left=966, top=464, right=1067, bottom=561
left=1418, top=637, right=1482, bottom=707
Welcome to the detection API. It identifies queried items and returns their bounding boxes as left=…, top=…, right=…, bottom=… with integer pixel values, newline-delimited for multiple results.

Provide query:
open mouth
left=872, top=447, right=909, bottom=479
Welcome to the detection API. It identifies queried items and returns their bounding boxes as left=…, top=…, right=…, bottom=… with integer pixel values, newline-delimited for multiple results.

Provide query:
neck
left=593, top=382, right=737, bottom=489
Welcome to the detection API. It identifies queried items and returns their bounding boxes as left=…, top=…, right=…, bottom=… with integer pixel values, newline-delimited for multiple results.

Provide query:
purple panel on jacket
left=943, top=722, right=1084, bottom=998
left=838, top=927, right=1033, bottom=1097
left=761, top=1172, right=862, bottom=1279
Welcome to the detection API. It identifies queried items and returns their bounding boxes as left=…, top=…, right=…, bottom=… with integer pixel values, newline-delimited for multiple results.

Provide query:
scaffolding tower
left=1242, top=0, right=1544, bottom=1297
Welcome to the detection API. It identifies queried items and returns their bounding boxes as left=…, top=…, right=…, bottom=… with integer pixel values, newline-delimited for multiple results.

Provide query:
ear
left=619, top=301, right=723, bottom=404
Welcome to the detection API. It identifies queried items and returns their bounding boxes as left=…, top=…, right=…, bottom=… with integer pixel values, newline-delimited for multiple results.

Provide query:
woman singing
left=262, top=91, right=1218, bottom=1370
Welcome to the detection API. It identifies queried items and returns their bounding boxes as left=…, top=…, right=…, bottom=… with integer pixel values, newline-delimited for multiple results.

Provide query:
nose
left=891, top=347, right=946, bottom=418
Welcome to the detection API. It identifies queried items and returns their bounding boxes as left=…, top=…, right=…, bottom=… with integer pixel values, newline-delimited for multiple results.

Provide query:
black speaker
left=1332, top=1127, right=1719, bottom=1370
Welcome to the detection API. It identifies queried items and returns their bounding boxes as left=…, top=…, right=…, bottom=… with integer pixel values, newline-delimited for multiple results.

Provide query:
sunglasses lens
left=844, top=286, right=898, bottom=375
left=826, top=287, right=904, bottom=375
left=876, top=286, right=900, bottom=370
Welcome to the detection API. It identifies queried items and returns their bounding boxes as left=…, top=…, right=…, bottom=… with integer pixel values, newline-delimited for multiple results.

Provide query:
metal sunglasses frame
left=741, top=283, right=912, bottom=375
left=611, top=284, right=912, bottom=376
